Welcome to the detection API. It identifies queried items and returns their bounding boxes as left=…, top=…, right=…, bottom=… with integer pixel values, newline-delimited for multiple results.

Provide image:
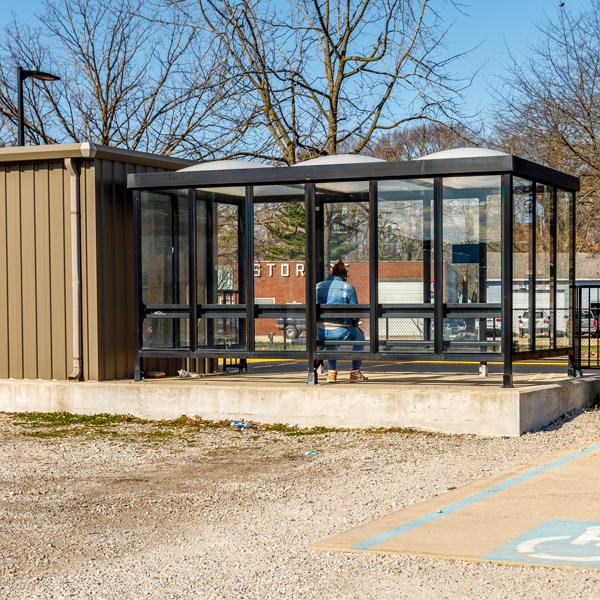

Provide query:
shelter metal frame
left=128, top=155, right=579, bottom=387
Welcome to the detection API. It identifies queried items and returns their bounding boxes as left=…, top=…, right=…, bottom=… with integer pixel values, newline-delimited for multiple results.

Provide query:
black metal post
left=17, top=67, right=25, bottom=146
left=530, top=183, right=537, bottom=352
left=189, top=188, right=197, bottom=352
left=133, top=190, right=143, bottom=381
left=305, top=184, right=318, bottom=385
left=245, top=187, right=255, bottom=353
left=568, top=355, right=578, bottom=378
left=570, top=189, right=578, bottom=376
left=569, top=285, right=579, bottom=376
left=16, top=67, right=60, bottom=146
left=423, top=192, right=432, bottom=342
left=478, top=197, right=488, bottom=306
left=369, top=180, right=379, bottom=355
left=478, top=194, right=488, bottom=367
left=237, top=196, right=247, bottom=350
left=551, top=186, right=557, bottom=350
left=433, top=177, right=443, bottom=356
left=501, top=174, right=514, bottom=387
left=205, top=198, right=216, bottom=348
left=172, top=194, right=181, bottom=348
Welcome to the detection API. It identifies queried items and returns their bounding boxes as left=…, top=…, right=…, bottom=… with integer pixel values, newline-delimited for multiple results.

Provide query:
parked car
left=518, top=310, right=550, bottom=336
left=277, top=317, right=306, bottom=339
left=475, top=317, right=502, bottom=337
left=442, top=318, right=467, bottom=339
left=568, top=310, right=598, bottom=337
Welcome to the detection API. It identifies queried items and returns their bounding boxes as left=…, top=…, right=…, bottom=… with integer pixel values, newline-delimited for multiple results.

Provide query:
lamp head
left=21, top=66, right=61, bottom=82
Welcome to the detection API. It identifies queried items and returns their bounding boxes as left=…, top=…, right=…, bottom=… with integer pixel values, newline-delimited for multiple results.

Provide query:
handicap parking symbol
left=484, top=519, right=600, bottom=568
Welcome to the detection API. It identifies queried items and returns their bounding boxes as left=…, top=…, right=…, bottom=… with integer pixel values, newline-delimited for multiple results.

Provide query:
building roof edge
left=0, top=143, right=197, bottom=169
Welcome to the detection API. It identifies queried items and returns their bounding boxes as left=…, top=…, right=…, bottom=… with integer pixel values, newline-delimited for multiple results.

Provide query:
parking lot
left=0, top=401, right=599, bottom=599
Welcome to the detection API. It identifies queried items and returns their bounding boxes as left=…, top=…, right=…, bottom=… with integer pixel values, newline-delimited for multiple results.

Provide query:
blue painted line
left=351, top=441, right=600, bottom=550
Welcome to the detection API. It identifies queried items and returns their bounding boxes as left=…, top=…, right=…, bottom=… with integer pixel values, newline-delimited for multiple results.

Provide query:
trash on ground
left=232, top=421, right=253, bottom=429
left=145, top=371, right=165, bottom=378
left=178, top=369, right=199, bottom=378
left=305, top=451, right=318, bottom=455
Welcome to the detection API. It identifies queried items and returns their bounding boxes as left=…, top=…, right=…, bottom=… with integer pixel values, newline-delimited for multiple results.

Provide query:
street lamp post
left=17, top=66, right=61, bottom=146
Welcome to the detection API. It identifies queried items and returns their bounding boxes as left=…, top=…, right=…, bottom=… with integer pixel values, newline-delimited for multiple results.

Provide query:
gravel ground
left=0, top=408, right=599, bottom=599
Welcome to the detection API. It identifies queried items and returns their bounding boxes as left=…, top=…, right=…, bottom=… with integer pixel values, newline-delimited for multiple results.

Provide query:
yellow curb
left=246, top=359, right=568, bottom=366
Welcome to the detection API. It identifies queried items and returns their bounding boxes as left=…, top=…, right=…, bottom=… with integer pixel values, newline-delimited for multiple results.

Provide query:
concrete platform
left=311, top=439, right=600, bottom=570
left=0, top=364, right=598, bottom=436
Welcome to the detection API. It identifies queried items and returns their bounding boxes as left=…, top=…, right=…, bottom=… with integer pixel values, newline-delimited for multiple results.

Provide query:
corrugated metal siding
left=0, top=161, right=72, bottom=380
left=0, top=152, right=216, bottom=381
left=83, top=160, right=167, bottom=380
left=88, top=160, right=158, bottom=380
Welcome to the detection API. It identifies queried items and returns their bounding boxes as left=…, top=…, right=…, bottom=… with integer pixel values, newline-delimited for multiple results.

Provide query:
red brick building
left=252, top=261, right=455, bottom=303
left=251, top=261, right=457, bottom=338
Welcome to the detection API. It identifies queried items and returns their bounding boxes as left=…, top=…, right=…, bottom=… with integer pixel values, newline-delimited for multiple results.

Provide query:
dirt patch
left=0, top=409, right=599, bottom=599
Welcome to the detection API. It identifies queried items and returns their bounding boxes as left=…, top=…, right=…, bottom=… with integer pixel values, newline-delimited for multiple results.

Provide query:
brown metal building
left=0, top=143, right=214, bottom=381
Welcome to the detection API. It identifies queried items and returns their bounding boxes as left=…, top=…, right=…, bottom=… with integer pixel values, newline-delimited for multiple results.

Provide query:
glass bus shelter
left=127, top=150, right=578, bottom=387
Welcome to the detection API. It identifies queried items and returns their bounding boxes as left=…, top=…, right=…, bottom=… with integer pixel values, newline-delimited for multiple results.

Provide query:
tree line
left=0, top=0, right=471, bottom=162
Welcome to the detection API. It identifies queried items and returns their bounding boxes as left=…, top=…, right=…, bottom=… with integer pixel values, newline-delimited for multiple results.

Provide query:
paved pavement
left=244, top=358, right=572, bottom=376
left=202, top=359, right=574, bottom=389
left=311, top=439, right=600, bottom=570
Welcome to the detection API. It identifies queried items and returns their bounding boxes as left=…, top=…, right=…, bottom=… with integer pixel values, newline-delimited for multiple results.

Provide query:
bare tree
left=169, top=0, right=472, bottom=165
left=368, top=120, right=477, bottom=161
left=0, top=0, right=244, bottom=157
left=491, top=1, right=600, bottom=251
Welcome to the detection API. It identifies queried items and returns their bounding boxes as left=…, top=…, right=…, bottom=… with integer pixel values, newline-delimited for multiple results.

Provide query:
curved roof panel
left=420, top=148, right=508, bottom=160
left=293, top=154, right=386, bottom=167
left=178, top=160, right=271, bottom=172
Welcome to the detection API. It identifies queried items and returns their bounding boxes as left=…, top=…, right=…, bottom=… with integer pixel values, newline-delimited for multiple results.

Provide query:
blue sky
left=0, top=0, right=589, bottom=116
left=444, top=0, right=588, bottom=116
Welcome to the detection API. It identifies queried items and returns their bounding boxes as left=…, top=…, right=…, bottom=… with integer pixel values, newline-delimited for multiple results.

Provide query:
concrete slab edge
left=518, top=375, right=600, bottom=434
left=307, top=546, right=598, bottom=571
left=0, top=376, right=597, bottom=437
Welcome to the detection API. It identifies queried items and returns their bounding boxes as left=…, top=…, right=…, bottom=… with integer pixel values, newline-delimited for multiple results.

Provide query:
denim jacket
left=316, top=276, right=359, bottom=327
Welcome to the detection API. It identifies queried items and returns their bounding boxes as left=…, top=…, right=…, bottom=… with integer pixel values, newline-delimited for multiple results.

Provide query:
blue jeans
left=317, top=326, right=365, bottom=370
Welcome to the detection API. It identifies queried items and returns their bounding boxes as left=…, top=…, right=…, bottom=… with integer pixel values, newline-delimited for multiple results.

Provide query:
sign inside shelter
left=516, top=283, right=552, bottom=291
left=484, top=519, right=600, bottom=568
left=254, top=263, right=305, bottom=277
left=452, top=244, right=479, bottom=264
left=253, top=262, right=345, bottom=277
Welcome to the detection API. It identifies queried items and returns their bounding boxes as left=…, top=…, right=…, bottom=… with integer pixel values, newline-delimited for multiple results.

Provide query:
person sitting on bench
left=316, top=259, right=368, bottom=383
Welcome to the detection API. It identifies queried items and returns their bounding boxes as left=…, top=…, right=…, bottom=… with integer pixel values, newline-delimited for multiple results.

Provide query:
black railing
left=141, top=302, right=504, bottom=353
left=574, top=285, right=600, bottom=370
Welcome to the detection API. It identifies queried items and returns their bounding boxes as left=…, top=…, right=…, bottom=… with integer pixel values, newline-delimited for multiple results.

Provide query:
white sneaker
left=350, top=369, right=368, bottom=382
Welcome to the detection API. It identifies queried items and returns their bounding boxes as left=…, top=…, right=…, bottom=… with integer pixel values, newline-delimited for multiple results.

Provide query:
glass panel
left=140, top=189, right=189, bottom=349
left=377, top=179, right=434, bottom=353
left=535, top=183, right=554, bottom=350
left=557, top=189, right=573, bottom=348
left=253, top=184, right=306, bottom=351
left=142, top=318, right=189, bottom=349
left=513, top=178, right=534, bottom=352
left=315, top=181, right=370, bottom=361
left=442, top=176, right=502, bottom=353
left=196, top=187, right=246, bottom=350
